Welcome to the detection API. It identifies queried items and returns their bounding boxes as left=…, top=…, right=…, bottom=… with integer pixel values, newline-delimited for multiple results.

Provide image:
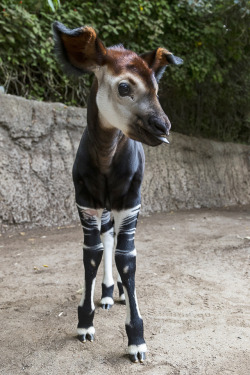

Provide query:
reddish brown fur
left=140, top=47, right=172, bottom=71
left=60, top=26, right=165, bottom=91
left=153, top=48, right=173, bottom=70
left=61, top=26, right=106, bottom=71
left=105, top=49, right=156, bottom=90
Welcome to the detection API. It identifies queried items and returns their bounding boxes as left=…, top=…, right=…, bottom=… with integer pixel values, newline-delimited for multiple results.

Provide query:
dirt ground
left=0, top=207, right=250, bottom=375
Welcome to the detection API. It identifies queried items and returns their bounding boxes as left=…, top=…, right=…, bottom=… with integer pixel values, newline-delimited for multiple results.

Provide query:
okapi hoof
left=78, top=333, right=94, bottom=343
left=128, top=344, right=147, bottom=363
left=100, top=296, right=114, bottom=310
left=102, top=303, right=112, bottom=310
left=129, top=352, right=146, bottom=363
left=77, top=327, right=95, bottom=343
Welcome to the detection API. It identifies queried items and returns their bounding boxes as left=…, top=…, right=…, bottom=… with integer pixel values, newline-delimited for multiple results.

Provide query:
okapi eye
left=118, top=82, right=131, bottom=97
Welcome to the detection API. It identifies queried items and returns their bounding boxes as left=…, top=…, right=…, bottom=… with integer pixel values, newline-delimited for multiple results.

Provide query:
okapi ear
left=52, top=21, right=107, bottom=76
left=140, top=47, right=183, bottom=82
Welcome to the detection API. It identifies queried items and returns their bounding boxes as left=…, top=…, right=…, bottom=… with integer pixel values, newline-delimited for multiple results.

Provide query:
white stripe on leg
left=117, top=272, right=125, bottom=302
left=101, top=227, right=114, bottom=288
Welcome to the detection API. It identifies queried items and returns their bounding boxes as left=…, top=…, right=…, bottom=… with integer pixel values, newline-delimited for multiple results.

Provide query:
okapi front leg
left=77, top=206, right=103, bottom=342
left=114, top=205, right=147, bottom=363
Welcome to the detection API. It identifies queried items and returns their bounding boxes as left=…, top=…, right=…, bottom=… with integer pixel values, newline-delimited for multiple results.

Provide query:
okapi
left=53, top=21, right=183, bottom=363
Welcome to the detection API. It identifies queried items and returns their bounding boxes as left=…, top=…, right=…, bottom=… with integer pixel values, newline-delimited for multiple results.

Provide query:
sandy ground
left=0, top=207, right=250, bottom=375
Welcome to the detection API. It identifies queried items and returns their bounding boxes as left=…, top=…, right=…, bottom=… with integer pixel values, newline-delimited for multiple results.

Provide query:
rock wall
left=0, top=94, right=249, bottom=232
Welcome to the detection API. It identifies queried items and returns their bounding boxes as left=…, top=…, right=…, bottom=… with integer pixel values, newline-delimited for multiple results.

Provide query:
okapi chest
left=53, top=21, right=183, bottom=363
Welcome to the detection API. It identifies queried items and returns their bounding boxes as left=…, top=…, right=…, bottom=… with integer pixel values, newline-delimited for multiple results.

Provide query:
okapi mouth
left=154, top=134, right=170, bottom=144
left=128, top=117, right=170, bottom=147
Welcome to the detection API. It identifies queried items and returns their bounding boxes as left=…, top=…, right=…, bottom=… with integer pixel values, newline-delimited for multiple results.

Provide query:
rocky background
left=0, top=94, right=249, bottom=232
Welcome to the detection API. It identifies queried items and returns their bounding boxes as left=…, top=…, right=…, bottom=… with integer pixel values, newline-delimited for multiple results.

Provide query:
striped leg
left=117, top=272, right=126, bottom=304
left=113, top=205, right=147, bottom=363
left=77, top=206, right=103, bottom=342
left=100, top=210, right=115, bottom=310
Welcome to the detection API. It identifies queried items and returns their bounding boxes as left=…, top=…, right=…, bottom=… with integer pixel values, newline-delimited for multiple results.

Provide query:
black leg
left=114, top=205, right=147, bottom=363
left=76, top=206, right=104, bottom=342
left=117, top=277, right=126, bottom=305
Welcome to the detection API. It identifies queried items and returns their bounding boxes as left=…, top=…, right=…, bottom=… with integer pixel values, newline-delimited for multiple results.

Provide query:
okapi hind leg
left=101, top=210, right=126, bottom=308
left=113, top=205, right=147, bottom=363
left=100, top=209, right=115, bottom=310
left=77, top=206, right=104, bottom=343
left=117, top=273, right=126, bottom=305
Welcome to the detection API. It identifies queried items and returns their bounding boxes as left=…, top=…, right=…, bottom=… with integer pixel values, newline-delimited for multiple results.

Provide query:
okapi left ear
left=140, top=47, right=183, bottom=82
left=52, top=21, right=107, bottom=76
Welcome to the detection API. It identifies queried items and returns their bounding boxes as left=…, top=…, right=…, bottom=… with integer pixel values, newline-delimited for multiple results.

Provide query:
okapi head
left=53, top=22, right=183, bottom=146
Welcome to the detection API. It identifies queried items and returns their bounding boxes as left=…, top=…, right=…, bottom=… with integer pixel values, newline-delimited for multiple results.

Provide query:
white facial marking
left=96, top=66, right=150, bottom=134
left=90, top=259, right=96, bottom=267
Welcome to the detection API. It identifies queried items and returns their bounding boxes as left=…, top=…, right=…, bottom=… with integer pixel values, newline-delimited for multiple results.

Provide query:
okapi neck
left=87, top=79, right=126, bottom=174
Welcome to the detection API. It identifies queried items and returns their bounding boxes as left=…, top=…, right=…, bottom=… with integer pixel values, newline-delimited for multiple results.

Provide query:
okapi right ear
left=52, top=21, right=107, bottom=76
left=140, top=47, right=183, bottom=82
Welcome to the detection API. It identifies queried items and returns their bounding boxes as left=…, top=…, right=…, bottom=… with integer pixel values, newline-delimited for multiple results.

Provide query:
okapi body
left=53, top=22, right=183, bottom=363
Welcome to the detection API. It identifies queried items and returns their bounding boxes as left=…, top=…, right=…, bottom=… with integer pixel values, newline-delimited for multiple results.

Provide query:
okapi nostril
left=148, top=116, right=167, bottom=134
left=156, top=123, right=166, bottom=133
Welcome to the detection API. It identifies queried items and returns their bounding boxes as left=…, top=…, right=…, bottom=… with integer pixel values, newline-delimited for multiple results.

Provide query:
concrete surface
left=0, top=94, right=250, bottom=232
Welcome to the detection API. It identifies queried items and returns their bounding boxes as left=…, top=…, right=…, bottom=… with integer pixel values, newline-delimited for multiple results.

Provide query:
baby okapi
left=53, top=21, right=183, bottom=363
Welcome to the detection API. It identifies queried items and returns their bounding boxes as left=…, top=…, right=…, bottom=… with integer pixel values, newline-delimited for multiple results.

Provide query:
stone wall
left=0, top=94, right=249, bottom=231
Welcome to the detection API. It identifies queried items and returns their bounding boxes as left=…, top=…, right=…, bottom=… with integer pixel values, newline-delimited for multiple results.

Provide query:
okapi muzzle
left=53, top=21, right=183, bottom=364
left=133, top=110, right=172, bottom=146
